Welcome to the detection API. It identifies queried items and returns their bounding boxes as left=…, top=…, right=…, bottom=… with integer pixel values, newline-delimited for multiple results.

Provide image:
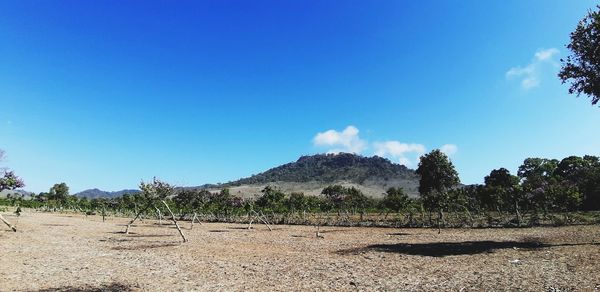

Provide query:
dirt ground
left=1, top=211, right=600, bottom=291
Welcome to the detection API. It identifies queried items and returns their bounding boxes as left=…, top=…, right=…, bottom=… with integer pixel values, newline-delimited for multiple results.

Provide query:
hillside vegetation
left=212, top=153, right=419, bottom=197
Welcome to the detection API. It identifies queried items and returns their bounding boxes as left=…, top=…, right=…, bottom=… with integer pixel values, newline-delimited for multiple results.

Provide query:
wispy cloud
left=440, top=144, right=458, bottom=156
left=373, top=141, right=426, bottom=167
left=313, top=125, right=367, bottom=154
left=506, top=48, right=559, bottom=90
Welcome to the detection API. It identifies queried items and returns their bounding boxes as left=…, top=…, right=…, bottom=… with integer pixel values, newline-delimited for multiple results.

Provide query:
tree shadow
left=337, top=240, right=600, bottom=257
left=33, top=282, right=132, bottom=292
left=126, top=234, right=173, bottom=238
left=110, top=231, right=138, bottom=235
left=386, top=232, right=411, bottom=236
left=111, top=242, right=180, bottom=251
left=320, top=229, right=350, bottom=233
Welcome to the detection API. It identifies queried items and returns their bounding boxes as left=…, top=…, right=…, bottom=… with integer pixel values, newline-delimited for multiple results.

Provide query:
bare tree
left=124, top=178, right=187, bottom=242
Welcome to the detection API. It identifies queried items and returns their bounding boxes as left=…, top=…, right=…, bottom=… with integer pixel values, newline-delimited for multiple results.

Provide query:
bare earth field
left=1, top=212, right=600, bottom=291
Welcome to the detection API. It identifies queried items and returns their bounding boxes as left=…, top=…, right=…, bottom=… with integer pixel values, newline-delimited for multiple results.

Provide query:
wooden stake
left=190, top=212, right=201, bottom=229
left=155, top=206, right=162, bottom=225
left=125, top=205, right=150, bottom=234
left=161, top=200, right=187, bottom=242
left=0, top=213, right=17, bottom=232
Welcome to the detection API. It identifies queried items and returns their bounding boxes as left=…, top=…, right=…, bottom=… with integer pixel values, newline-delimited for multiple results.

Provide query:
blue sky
left=1, top=1, right=599, bottom=193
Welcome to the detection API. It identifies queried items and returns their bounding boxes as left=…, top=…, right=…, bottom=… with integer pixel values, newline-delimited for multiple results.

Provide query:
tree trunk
left=190, top=212, right=201, bottom=229
left=515, top=201, right=522, bottom=227
left=155, top=207, right=162, bottom=225
left=0, top=213, right=16, bottom=232
left=161, top=200, right=187, bottom=242
left=125, top=205, right=151, bottom=234
left=437, top=209, right=445, bottom=234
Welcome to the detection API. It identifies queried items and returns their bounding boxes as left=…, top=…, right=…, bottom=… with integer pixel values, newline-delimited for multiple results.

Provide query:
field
left=1, top=211, right=600, bottom=291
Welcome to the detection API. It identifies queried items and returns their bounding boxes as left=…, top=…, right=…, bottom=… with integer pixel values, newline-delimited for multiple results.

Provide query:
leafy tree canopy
left=559, top=5, right=600, bottom=105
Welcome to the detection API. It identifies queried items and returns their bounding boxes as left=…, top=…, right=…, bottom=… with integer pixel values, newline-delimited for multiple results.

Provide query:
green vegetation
left=0, top=150, right=25, bottom=192
left=559, top=5, right=600, bottom=105
left=225, top=153, right=417, bottom=186
left=2, top=152, right=600, bottom=228
left=416, top=150, right=460, bottom=230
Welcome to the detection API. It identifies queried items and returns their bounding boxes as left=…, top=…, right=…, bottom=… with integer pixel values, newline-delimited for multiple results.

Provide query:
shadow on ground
left=111, top=242, right=180, bottom=250
left=126, top=234, right=173, bottom=238
left=34, top=282, right=132, bottom=292
left=337, top=240, right=599, bottom=257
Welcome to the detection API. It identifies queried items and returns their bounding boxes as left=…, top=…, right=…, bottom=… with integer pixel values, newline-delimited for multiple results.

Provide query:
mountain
left=205, top=153, right=420, bottom=198
left=73, top=153, right=420, bottom=199
left=0, top=189, right=33, bottom=199
left=75, top=188, right=140, bottom=199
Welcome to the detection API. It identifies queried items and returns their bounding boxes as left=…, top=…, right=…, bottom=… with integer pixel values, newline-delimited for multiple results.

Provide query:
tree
left=0, top=150, right=24, bottom=232
left=483, top=168, right=521, bottom=211
left=48, top=183, right=69, bottom=203
left=416, top=150, right=460, bottom=231
left=484, top=168, right=523, bottom=224
left=255, top=186, right=286, bottom=213
left=518, top=158, right=559, bottom=213
left=125, top=178, right=187, bottom=242
left=555, top=155, right=600, bottom=210
left=382, top=187, right=410, bottom=213
left=0, top=150, right=25, bottom=191
left=558, top=5, right=600, bottom=105
left=0, top=171, right=25, bottom=191
left=321, top=185, right=347, bottom=211
left=173, top=189, right=209, bottom=215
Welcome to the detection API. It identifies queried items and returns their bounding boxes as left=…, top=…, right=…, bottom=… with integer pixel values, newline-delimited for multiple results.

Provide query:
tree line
left=3, top=151, right=600, bottom=228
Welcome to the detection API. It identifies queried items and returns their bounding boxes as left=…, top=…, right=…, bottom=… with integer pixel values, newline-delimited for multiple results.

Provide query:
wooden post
left=256, top=211, right=272, bottom=231
left=190, top=212, right=201, bottom=229
left=155, top=206, right=162, bottom=225
left=125, top=205, right=151, bottom=234
left=161, top=200, right=187, bottom=242
left=0, top=213, right=17, bottom=232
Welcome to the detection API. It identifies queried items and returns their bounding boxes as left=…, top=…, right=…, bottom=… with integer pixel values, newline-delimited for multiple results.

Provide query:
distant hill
left=75, top=188, right=140, bottom=199
left=0, top=189, right=33, bottom=199
left=74, top=153, right=420, bottom=199
left=204, top=153, right=420, bottom=198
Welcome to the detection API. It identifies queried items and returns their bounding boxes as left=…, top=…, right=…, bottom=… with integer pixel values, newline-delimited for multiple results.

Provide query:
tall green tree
left=255, top=186, right=287, bottom=213
left=559, top=5, right=600, bottom=105
left=416, top=149, right=460, bottom=230
left=483, top=168, right=521, bottom=212
left=555, top=155, right=600, bottom=210
left=382, top=187, right=410, bottom=213
left=49, top=183, right=70, bottom=203
left=518, top=158, right=558, bottom=212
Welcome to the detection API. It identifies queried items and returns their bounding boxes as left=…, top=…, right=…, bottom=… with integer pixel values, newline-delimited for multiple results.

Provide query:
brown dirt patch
left=1, top=212, right=600, bottom=291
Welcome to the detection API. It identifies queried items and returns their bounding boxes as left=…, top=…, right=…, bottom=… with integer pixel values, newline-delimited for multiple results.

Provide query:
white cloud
left=506, top=48, right=559, bottom=90
left=373, top=141, right=426, bottom=167
left=313, top=125, right=367, bottom=154
left=534, top=48, right=559, bottom=61
left=312, top=126, right=458, bottom=167
left=440, top=144, right=458, bottom=156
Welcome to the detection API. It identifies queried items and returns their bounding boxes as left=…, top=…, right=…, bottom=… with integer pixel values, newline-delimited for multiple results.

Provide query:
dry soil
left=1, top=211, right=600, bottom=291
